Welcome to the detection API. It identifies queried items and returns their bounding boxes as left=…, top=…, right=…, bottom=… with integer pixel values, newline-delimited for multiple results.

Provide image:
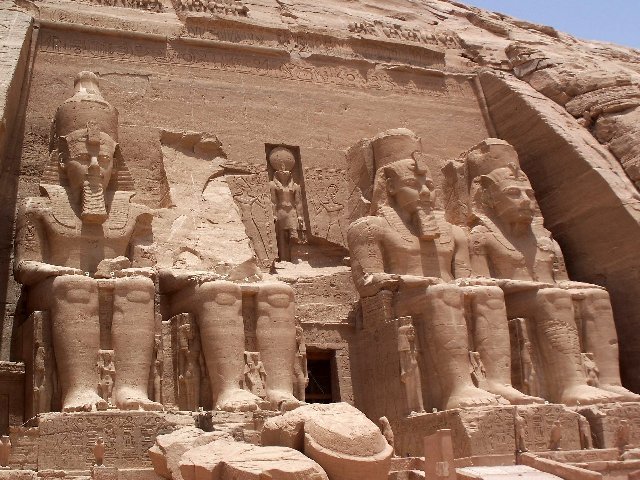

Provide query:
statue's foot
left=598, top=384, right=640, bottom=402
left=216, top=389, right=268, bottom=412
left=115, top=389, right=164, bottom=411
left=560, top=385, right=623, bottom=406
left=267, top=390, right=306, bottom=412
left=62, top=391, right=108, bottom=412
left=444, top=386, right=508, bottom=410
left=485, top=382, right=545, bottom=405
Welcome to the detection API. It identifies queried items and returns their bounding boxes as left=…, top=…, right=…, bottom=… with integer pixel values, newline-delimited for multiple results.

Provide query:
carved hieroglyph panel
left=226, top=173, right=277, bottom=269
left=37, top=412, right=194, bottom=470
left=303, top=168, right=348, bottom=248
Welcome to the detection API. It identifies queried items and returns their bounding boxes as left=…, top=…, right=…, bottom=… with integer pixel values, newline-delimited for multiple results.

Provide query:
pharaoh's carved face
left=62, top=133, right=116, bottom=194
left=386, top=161, right=436, bottom=214
left=488, top=176, right=535, bottom=225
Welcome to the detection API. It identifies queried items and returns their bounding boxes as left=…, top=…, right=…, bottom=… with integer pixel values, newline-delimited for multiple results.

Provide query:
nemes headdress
left=461, top=138, right=532, bottom=218
left=370, top=129, right=431, bottom=214
left=41, top=71, right=134, bottom=191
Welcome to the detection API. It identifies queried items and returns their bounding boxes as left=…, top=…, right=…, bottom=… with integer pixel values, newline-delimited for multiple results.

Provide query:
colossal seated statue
left=347, top=129, right=541, bottom=410
left=14, top=71, right=161, bottom=412
left=460, top=138, right=639, bottom=405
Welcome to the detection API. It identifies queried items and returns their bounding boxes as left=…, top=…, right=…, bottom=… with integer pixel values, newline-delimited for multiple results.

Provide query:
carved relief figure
left=97, top=350, right=115, bottom=406
left=397, top=319, right=425, bottom=414
left=549, top=420, right=562, bottom=451
left=14, top=71, right=161, bottom=412
left=462, top=138, right=639, bottom=405
left=269, top=146, right=306, bottom=262
left=469, top=351, right=487, bottom=388
left=160, top=276, right=303, bottom=412
left=347, top=129, right=538, bottom=410
left=616, top=420, right=631, bottom=450
left=293, top=326, right=309, bottom=401
left=93, top=437, right=105, bottom=466
left=311, top=182, right=347, bottom=245
left=514, top=409, right=527, bottom=452
left=243, top=351, right=267, bottom=398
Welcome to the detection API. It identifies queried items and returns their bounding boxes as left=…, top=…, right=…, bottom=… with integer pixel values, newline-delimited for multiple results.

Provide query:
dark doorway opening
left=305, top=350, right=335, bottom=403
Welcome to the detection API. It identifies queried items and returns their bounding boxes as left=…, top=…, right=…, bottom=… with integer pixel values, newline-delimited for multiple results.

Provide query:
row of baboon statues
left=13, top=71, right=638, bottom=415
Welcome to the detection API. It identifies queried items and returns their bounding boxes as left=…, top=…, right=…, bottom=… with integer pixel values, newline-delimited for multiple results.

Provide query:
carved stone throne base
left=394, top=404, right=581, bottom=459
left=577, top=402, right=640, bottom=449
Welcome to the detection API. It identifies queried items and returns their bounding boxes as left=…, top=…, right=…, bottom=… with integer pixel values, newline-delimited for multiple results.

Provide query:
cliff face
left=2, top=0, right=640, bottom=391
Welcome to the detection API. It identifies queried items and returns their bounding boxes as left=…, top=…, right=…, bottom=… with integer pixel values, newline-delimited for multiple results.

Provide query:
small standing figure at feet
left=398, top=320, right=425, bottom=415
left=243, top=351, right=267, bottom=398
left=378, top=416, right=396, bottom=456
left=578, top=416, right=593, bottom=450
left=269, top=146, right=306, bottom=262
left=93, top=437, right=105, bottom=466
left=293, top=326, right=309, bottom=401
left=549, top=420, right=562, bottom=451
left=0, top=436, right=11, bottom=468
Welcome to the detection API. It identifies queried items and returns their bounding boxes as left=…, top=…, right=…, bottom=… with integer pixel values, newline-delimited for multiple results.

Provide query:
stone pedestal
left=91, top=465, right=118, bottom=480
left=0, top=362, right=25, bottom=435
left=37, top=411, right=194, bottom=473
left=424, top=430, right=456, bottom=480
left=578, top=402, right=640, bottom=449
left=0, top=470, right=36, bottom=480
left=396, top=404, right=581, bottom=459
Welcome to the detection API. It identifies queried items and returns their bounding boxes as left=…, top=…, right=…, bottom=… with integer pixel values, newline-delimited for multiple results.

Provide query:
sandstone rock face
left=262, top=403, right=393, bottom=480
left=2, top=0, right=640, bottom=476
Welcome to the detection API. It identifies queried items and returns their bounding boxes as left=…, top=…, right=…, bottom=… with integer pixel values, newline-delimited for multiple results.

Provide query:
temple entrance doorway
left=305, top=349, right=338, bottom=403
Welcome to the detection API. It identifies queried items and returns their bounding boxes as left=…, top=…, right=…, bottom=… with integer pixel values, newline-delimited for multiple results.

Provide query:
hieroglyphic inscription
left=38, top=30, right=475, bottom=98
left=348, top=20, right=461, bottom=49
left=176, top=0, right=248, bottom=16
left=182, top=21, right=445, bottom=67
left=304, top=168, right=348, bottom=248
left=517, top=405, right=581, bottom=452
left=38, top=412, right=193, bottom=470
left=83, top=0, right=163, bottom=12
left=579, top=403, right=640, bottom=449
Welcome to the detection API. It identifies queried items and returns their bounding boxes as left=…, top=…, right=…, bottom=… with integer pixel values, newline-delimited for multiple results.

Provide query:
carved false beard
left=414, top=206, right=440, bottom=241
left=81, top=176, right=108, bottom=224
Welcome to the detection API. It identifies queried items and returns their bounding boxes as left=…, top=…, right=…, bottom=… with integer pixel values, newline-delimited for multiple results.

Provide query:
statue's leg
left=465, top=285, right=544, bottom=404
left=256, top=282, right=303, bottom=411
left=47, top=275, right=106, bottom=412
left=421, top=284, right=507, bottom=410
left=577, top=288, right=640, bottom=400
left=533, top=288, right=621, bottom=405
left=194, top=281, right=264, bottom=412
left=112, top=276, right=162, bottom=411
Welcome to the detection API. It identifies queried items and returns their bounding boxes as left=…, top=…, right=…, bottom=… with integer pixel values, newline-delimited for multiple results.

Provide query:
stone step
left=456, top=465, right=563, bottom=480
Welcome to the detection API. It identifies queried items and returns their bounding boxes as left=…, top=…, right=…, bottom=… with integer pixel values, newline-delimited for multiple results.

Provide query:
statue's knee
left=536, top=288, right=572, bottom=311
left=428, top=284, right=463, bottom=308
left=257, top=282, right=294, bottom=309
left=198, top=281, right=242, bottom=306
left=586, top=288, right=610, bottom=303
left=116, top=276, right=154, bottom=303
left=51, top=275, right=96, bottom=303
